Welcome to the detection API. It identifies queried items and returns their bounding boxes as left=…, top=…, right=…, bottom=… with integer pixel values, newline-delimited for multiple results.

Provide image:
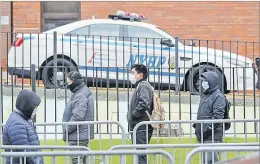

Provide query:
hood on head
left=16, top=89, right=41, bottom=119
left=201, top=71, right=220, bottom=92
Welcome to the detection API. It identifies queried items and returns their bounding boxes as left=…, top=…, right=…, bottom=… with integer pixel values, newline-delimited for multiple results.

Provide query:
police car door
left=123, top=25, right=174, bottom=86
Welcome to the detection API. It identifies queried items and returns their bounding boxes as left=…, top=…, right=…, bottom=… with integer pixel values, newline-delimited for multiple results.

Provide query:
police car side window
left=66, top=26, right=90, bottom=37
left=89, top=24, right=120, bottom=40
left=127, top=25, right=165, bottom=45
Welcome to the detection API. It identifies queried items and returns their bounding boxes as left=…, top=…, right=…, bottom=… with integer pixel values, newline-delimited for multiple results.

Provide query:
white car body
left=7, top=18, right=257, bottom=91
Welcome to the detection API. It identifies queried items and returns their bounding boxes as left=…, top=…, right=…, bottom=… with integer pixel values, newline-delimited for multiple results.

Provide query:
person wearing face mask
left=127, top=64, right=154, bottom=164
left=62, top=71, right=94, bottom=164
left=2, top=89, right=43, bottom=164
left=193, top=71, right=226, bottom=164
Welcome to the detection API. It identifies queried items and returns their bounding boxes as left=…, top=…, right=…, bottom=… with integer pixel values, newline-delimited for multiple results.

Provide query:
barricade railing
left=1, top=145, right=90, bottom=151
left=109, top=143, right=260, bottom=164
left=0, top=145, right=91, bottom=164
left=1, top=121, right=127, bottom=163
left=184, top=146, right=260, bottom=164
left=1, top=149, right=175, bottom=164
left=132, top=119, right=260, bottom=145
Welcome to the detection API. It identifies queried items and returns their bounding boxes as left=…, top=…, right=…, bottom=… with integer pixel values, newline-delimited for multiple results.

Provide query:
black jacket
left=194, top=71, right=226, bottom=142
left=127, top=79, right=154, bottom=131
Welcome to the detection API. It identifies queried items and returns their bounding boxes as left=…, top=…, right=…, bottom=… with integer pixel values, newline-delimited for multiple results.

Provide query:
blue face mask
left=202, top=81, right=209, bottom=90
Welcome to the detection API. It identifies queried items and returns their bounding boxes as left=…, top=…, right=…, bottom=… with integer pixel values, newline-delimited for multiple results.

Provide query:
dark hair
left=66, top=71, right=83, bottom=81
left=131, top=64, right=148, bottom=79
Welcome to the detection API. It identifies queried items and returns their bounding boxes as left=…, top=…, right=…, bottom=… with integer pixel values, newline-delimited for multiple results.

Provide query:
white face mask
left=31, top=109, right=37, bottom=119
left=202, top=81, right=209, bottom=90
left=130, top=75, right=137, bottom=85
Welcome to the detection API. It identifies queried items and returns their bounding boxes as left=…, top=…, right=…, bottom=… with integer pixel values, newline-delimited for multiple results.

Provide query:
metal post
left=175, top=37, right=179, bottom=95
left=256, top=58, right=260, bottom=90
left=31, top=64, right=36, bottom=123
left=0, top=3, right=2, bottom=164
left=53, top=31, right=57, bottom=88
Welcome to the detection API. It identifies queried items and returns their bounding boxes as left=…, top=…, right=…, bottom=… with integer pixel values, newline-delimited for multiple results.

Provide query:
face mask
left=31, top=109, right=37, bottom=119
left=202, top=81, right=209, bottom=90
left=130, top=75, right=137, bottom=85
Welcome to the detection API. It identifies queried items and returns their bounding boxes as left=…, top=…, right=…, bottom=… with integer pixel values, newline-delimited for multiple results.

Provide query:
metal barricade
left=109, top=143, right=260, bottom=164
left=1, top=145, right=90, bottom=151
left=1, top=149, right=175, bottom=164
left=184, top=146, right=260, bottom=164
left=132, top=119, right=260, bottom=145
left=1, top=121, right=127, bottom=145
left=1, top=121, right=127, bottom=163
left=1, top=145, right=91, bottom=164
left=131, top=119, right=259, bottom=164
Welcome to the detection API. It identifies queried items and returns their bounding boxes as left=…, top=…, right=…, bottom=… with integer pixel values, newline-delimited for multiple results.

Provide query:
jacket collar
left=71, top=81, right=85, bottom=93
left=135, top=78, right=147, bottom=86
left=14, top=108, right=31, bottom=120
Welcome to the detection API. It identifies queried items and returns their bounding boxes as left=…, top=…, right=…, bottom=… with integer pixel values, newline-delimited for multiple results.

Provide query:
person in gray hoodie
left=2, top=89, right=43, bottom=164
left=193, top=71, right=226, bottom=164
left=62, top=71, right=94, bottom=164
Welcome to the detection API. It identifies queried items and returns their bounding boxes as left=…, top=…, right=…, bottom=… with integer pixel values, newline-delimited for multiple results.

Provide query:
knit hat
left=66, top=71, right=83, bottom=81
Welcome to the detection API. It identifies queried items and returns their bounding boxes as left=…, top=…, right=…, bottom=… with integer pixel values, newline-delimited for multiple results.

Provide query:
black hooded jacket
left=194, top=71, right=226, bottom=142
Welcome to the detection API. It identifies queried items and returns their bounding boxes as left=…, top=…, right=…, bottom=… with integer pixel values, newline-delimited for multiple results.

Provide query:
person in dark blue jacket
left=193, top=71, right=226, bottom=164
left=2, top=89, right=44, bottom=164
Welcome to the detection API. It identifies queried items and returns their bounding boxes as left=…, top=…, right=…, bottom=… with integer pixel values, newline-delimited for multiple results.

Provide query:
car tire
left=42, top=58, right=77, bottom=89
left=187, top=65, right=225, bottom=94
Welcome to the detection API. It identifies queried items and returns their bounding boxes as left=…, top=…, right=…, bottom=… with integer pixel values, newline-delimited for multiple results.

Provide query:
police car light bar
left=108, top=10, right=147, bottom=22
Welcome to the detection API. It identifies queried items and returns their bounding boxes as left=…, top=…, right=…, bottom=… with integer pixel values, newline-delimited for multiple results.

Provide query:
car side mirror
left=160, top=39, right=175, bottom=47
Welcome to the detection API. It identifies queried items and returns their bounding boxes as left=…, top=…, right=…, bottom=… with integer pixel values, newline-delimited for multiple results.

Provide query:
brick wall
left=81, top=1, right=260, bottom=60
left=1, top=1, right=259, bottom=68
left=0, top=2, right=11, bottom=68
left=13, top=2, right=41, bottom=32
left=1, top=2, right=41, bottom=67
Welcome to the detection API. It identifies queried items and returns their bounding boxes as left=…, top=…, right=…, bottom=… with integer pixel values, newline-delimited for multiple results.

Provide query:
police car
left=7, top=10, right=259, bottom=93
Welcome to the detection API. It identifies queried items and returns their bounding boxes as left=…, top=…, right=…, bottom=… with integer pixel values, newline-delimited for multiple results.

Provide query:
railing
left=0, top=32, right=259, bottom=133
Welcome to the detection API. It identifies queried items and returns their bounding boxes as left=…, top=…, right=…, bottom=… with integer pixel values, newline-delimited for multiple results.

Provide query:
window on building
left=41, top=2, right=80, bottom=32
left=124, top=25, right=165, bottom=45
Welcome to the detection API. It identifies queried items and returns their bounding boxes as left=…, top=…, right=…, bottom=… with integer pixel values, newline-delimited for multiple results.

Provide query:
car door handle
left=132, top=45, right=138, bottom=48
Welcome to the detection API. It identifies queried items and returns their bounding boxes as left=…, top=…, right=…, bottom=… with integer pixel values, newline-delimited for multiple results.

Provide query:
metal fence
left=184, top=146, right=260, bottom=164
left=0, top=149, right=175, bottom=164
left=0, top=32, right=260, bottom=133
left=109, top=143, right=260, bottom=164
left=132, top=119, right=260, bottom=144
left=0, top=145, right=92, bottom=164
left=1, top=121, right=126, bottom=146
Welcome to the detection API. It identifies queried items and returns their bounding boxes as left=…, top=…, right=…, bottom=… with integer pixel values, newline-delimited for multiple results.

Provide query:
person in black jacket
left=194, top=71, right=226, bottom=164
left=127, top=64, right=154, bottom=164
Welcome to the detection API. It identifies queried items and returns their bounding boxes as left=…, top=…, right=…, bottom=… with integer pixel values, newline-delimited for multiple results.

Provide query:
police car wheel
left=187, top=65, right=225, bottom=94
left=42, top=58, right=77, bottom=89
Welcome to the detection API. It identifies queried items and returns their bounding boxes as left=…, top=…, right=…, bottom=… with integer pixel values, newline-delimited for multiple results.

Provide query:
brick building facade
left=1, top=1, right=259, bottom=67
